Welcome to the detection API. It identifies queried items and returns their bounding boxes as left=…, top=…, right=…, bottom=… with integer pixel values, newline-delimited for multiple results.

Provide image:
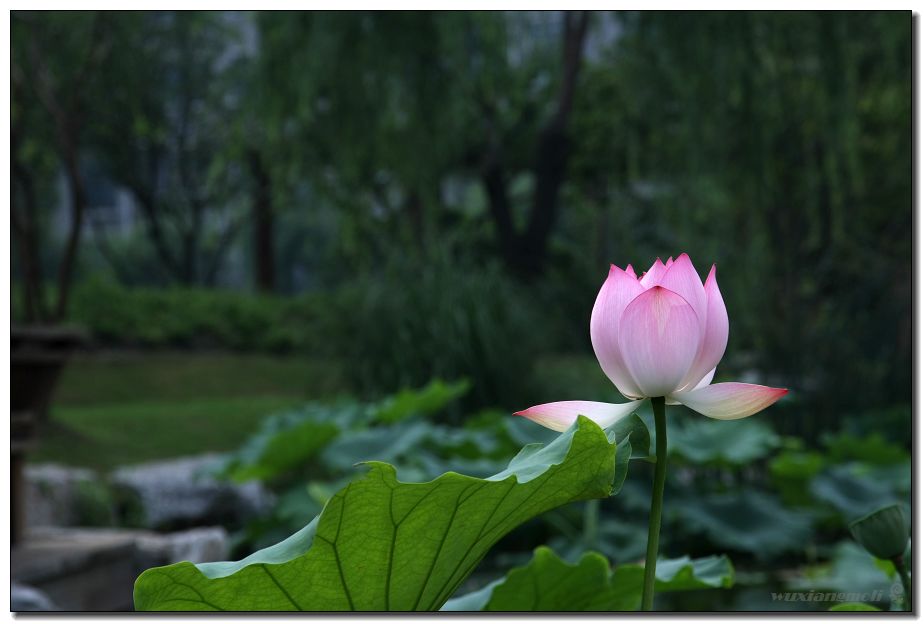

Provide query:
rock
left=12, top=526, right=230, bottom=611
left=134, top=526, right=229, bottom=569
left=111, top=454, right=273, bottom=530
left=26, top=454, right=274, bottom=532
left=11, top=582, right=58, bottom=611
left=12, top=528, right=138, bottom=611
left=25, top=464, right=102, bottom=527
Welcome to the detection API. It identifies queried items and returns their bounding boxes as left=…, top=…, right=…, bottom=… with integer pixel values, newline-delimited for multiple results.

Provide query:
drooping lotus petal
left=590, top=265, right=645, bottom=398
left=669, top=382, right=787, bottom=420
left=618, top=286, right=702, bottom=397
left=514, top=399, right=644, bottom=432
left=692, top=366, right=716, bottom=389
left=639, top=258, right=668, bottom=288
left=667, top=367, right=715, bottom=405
left=679, top=265, right=729, bottom=389
left=625, top=264, right=637, bottom=279
left=658, top=253, right=708, bottom=335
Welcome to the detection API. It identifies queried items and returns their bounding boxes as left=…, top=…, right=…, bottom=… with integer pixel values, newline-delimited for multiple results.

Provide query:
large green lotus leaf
left=134, top=416, right=634, bottom=611
left=810, top=464, right=902, bottom=518
left=669, top=417, right=780, bottom=465
left=608, top=413, right=651, bottom=461
left=442, top=547, right=733, bottom=611
left=225, top=417, right=340, bottom=482
left=671, top=490, right=813, bottom=559
left=789, top=541, right=895, bottom=596
left=217, top=380, right=471, bottom=483
left=320, top=421, right=434, bottom=472
left=216, top=402, right=363, bottom=483
left=372, top=378, right=471, bottom=423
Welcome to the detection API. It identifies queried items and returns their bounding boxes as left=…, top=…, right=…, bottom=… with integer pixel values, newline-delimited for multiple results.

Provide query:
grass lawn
left=31, top=350, right=616, bottom=471
left=54, top=351, right=345, bottom=405
left=30, top=351, right=347, bottom=471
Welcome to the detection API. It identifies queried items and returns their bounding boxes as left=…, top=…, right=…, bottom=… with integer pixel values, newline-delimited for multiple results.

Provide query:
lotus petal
left=514, top=399, right=644, bottom=432
left=658, top=253, right=708, bottom=336
left=670, top=382, right=788, bottom=420
left=679, top=265, right=729, bottom=389
left=639, top=258, right=668, bottom=288
left=618, top=286, right=702, bottom=397
left=591, top=265, right=645, bottom=398
left=668, top=367, right=715, bottom=404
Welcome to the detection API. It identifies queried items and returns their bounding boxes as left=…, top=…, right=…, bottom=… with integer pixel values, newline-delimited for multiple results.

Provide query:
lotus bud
left=848, top=504, right=910, bottom=561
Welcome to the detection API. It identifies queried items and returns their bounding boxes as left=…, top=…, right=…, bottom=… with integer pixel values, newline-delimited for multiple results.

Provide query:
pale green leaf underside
left=442, top=546, right=734, bottom=611
left=134, top=416, right=636, bottom=611
left=828, top=602, right=882, bottom=611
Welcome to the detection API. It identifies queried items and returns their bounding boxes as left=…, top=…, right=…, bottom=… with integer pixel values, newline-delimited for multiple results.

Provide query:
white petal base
left=514, top=400, right=644, bottom=432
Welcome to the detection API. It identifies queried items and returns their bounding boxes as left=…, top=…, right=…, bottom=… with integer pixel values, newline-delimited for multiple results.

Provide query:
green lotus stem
left=584, top=498, right=600, bottom=549
left=641, top=396, right=667, bottom=611
left=893, top=555, right=911, bottom=610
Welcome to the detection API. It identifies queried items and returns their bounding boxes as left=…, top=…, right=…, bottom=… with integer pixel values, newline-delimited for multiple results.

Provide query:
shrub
left=68, top=279, right=325, bottom=353
left=320, top=254, right=558, bottom=410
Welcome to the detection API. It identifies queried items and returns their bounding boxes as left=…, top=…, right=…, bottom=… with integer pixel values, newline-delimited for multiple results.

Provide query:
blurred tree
left=89, top=11, right=248, bottom=286
left=11, top=61, right=52, bottom=321
left=9, top=10, right=910, bottom=422
left=219, top=15, right=282, bottom=293
left=567, top=11, right=910, bottom=418
left=252, top=11, right=474, bottom=276
left=252, top=11, right=594, bottom=278
left=475, top=11, right=590, bottom=277
left=11, top=11, right=111, bottom=321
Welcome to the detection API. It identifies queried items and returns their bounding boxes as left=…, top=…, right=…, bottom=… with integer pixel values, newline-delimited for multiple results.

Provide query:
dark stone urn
left=11, top=325, right=85, bottom=544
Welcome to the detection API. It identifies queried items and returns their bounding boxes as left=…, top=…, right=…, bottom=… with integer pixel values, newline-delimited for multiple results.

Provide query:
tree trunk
left=53, top=138, right=87, bottom=321
left=404, top=189, right=425, bottom=253
left=481, top=144, right=520, bottom=269
left=480, top=11, right=590, bottom=278
left=11, top=155, right=47, bottom=323
left=181, top=230, right=198, bottom=285
left=248, top=148, right=275, bottom=292
left=519, top=10, right=589, bottom=276
left=131, top=187, right=184, bottom=283
left=21, top=13, right=109, bottom=320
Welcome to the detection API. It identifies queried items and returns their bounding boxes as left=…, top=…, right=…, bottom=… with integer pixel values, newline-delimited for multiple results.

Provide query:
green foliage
left=134, top=417, right=631, bottom=611
left=444, top=547, right=734, bottom=611
left=823, top=432, right=909, bottom=466
left=769, top=449, right=827, bottom=506
left=74, top=477, right=117, bottom=526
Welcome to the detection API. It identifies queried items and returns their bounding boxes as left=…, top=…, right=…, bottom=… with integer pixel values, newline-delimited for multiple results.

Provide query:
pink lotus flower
left=516, top=254, right=787, bottom=431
